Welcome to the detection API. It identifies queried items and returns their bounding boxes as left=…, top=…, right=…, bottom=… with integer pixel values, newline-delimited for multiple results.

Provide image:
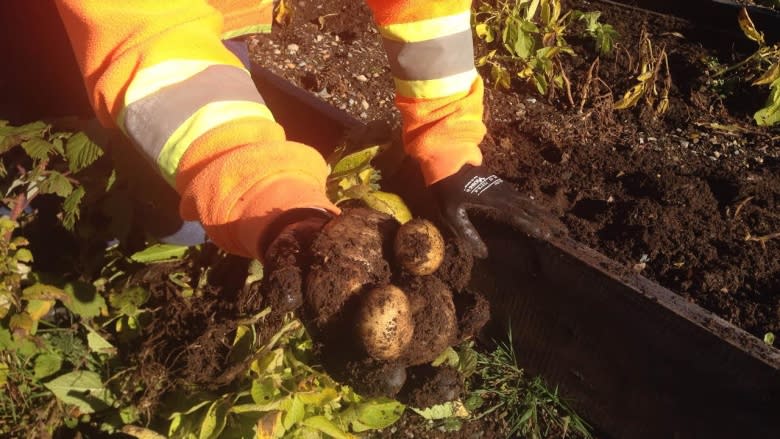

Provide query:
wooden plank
left=472, top=220, right=780, bottom=439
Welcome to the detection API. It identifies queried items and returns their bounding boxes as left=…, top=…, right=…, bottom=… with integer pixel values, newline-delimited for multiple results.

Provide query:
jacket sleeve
left=364, top=0, right=486, bottom=185
left=54, top=0, right=338, bottom=259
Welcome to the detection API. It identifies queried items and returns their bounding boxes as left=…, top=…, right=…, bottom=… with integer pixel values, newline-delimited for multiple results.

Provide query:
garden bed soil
left=248, top=0, right=780, bottom=342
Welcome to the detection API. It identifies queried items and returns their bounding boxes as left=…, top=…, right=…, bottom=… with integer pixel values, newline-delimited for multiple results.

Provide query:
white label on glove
left=464, top=175, right=503, bottom=196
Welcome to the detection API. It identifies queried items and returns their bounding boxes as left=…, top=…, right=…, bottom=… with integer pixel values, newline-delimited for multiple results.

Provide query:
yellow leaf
left=656, top=97, right=669, bottom=115
left=636, top=70, right=654, bottom=82
left=0, top=363, right=8, bottom=387
left=256, top=410, right=283, bottom=439
left=614, top=83, right=646, bottom=109
left=26, top=299, right=54, bottom=322
left=121, top=426, right=168, bottom=439
left=753, top=62, right=780, bottom=86
left=275, top=0, right=289, bottom=25
left=361, top=191, right=412, bottom=224
left=10, top=312, right=34, bottom=337
left=738, top=7, right=765, bottom=45
left=525, top=0, right=541, bottom=20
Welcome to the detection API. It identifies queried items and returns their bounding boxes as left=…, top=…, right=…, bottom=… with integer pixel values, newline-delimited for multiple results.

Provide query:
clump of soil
left=271, top=207, right=490, bottom=406
left=402, top=365, right=464, bottom=409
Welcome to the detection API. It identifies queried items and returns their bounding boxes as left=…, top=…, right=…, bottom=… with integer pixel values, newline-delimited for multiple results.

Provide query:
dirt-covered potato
left=394, top=218, right=445, bottom=276
left=312, top=207, right=398, bottom=277
left=358, top=285, right=415, bottom=361
left=305, top=208, right=398, bottom=328
left=399, top=276, right=458, bottom=365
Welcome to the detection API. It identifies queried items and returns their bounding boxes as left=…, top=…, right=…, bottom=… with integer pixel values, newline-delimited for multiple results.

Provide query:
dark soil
left=118, top=247, right=277, bottom=413
left=249, top=0, right=780, bottom=342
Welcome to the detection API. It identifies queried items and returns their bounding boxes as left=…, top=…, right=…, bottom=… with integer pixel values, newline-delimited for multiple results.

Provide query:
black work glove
left=260, top=209, right=333, bottom=313
left=431, top=165, right=565, bottom=258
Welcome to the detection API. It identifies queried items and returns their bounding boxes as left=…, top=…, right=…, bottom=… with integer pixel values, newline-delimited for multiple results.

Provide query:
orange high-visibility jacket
left=54, top=0, right=486, bottom=259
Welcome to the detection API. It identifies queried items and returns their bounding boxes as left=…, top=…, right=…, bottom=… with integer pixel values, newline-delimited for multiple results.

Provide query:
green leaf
left=14, top=248, right=33, bottom=263
left=21, top=137, right=55, bottom=161
left=106, top=169, right=117, bottom=191
left=463, top=394, right=484, bottom=411
left=22, top=283, right=69, bottom=302
left=245, top=259, right=264, bottom=286
left=0, top=329, right=13, bottom=350
left=330, top=145, right=380, bottom=177
left=765, top=332, right=776, bottom=346
left=62, top=186, right=86, bottom=230
left=0, top=121, right=48, bottom=153
left=85, top=326, right=116, bottom=355
left=108, top=286, right=149, bottom=316
left=199, top=398, right=231, bottom=439
left=431, top=347, right=459, bottom=368
left=38, top=171, right=74, bottom=197
left=491, top=63, right=512, bottom=90
left=228, top=324, right=255, bottom=365
left=296, top=387, right=338, bottom=406
left=302, top=416, right=352, bottom=439
left=361, top=191, right=412, bottom=224
left=347, top=398, right=405, bottom=432
left=282, top=395, right=305, bottom=430
left=65, top=132, right=104, bottom=173
left=62, top=281, right=107, bottom=319
left=411, top=402, right=456, bottom=420
left=251, top=377, right=282, bottom=405
left=33, top=352, right=63, bottom=379
left=457, top=345, right=478, bottom=377
left=44, top=370, right=116, bottom=414
left=130, top=243, right=189, bottom=263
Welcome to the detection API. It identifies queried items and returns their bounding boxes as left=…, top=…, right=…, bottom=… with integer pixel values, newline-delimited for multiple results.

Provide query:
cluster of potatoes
left=304, top=208, right=471, bottom=379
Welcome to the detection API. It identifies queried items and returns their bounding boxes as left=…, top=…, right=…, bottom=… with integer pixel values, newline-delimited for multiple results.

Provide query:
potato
left=313, top=207, right=398, bottom=277
left=394, top=219, right=445, bottom=276
left=358, top=285, right=415, bottom=361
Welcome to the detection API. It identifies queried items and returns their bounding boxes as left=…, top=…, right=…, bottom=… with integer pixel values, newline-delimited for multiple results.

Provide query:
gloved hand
left=260, top=209, right=334, bottom=314
left=431, top=165, right=565, bottom=258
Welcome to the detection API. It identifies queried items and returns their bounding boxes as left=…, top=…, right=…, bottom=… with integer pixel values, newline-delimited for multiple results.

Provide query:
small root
left=731, top=196, right=754, bottom=221
left=745, top=232, right=780, bottom=250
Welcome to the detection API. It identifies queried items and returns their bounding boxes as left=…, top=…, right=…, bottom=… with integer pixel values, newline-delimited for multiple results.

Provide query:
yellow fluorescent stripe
left=379, top=10, right=471, bottom=42
left=222, top=23, right=272, bottom=40
left=394, top=69, right=478, bottom=99
left=120, top=60, right=251, bottom=126
left=157, top=101, right=275, bottom=184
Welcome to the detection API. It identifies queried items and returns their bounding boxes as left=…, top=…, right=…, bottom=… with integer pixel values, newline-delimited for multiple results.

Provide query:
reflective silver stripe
left=123, top=65, right=265, bottom=160
left=382, top=30, right=474, bottom=81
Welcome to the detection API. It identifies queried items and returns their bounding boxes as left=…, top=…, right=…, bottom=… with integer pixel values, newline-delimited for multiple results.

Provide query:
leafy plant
left=715, top=8, right=780, bottom=126
left=613, top=29, right=671, bottom=116
left=326, top=144, right=412, bottom=224
left=0, top=121, right=104, bottom=231
left=0, top=215, right=122, bottom=436
left=474, top=0, right=617, bottom=102
left=0, top=121, right=142, bottom=436
left=165, top=312, right=404, bottom=438
left=475, top=0, right=575, bottom=99
left=573, top=10, right=619, bottom=56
